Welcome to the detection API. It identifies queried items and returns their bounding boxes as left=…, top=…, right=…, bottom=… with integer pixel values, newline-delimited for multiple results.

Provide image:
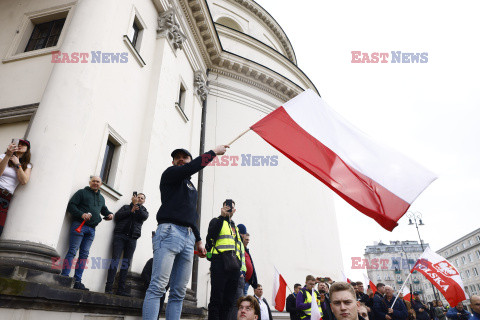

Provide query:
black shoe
left=116, top=291, right=131, bottom=297
left=73, top=281, right=89, bottom=291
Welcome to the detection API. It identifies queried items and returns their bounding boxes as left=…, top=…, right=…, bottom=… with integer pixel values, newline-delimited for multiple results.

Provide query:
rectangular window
left=454, top=259, right=458, bottom=267
left=477, top=235, right=480, bottom=242
left=127, top=20, right=141, bottom=48
left=466, top=270, right=471, bottom=278
left=174, top=82, right=189, bottom=121
left=474, top=268, right=479, bottom=276
left=468, top=253, right=473, bottom=262
left=462, top=256, right=466, bottom=264
left=477, top=250, right=480, bottom=259
left=25, top=18, right=66, bottom=52
left=100, top=139, right=116, bottom=185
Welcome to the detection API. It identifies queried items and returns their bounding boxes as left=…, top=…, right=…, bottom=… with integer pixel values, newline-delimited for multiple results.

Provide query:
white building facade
left=364, top=240, right=437, bottom=302
left=0, top=0, right=343, bottom=318
left=437, top=228, right=480, bottom=309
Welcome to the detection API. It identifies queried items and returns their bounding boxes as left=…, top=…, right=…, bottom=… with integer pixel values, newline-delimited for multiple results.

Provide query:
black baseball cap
left=171, top=148, right=192, bottom=159
left=19, top=139, right=31, bottom=150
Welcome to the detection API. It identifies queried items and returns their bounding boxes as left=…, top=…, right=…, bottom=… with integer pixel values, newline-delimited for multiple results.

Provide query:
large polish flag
left=250, top=89, right=437, bottom=231
left=412, top=247, right=468, bottom=307
left=272, top=268, right=288, bottom=312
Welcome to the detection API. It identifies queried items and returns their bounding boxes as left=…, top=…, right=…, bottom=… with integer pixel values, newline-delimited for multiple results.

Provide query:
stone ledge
left=0, top=277, right=206, bottom=319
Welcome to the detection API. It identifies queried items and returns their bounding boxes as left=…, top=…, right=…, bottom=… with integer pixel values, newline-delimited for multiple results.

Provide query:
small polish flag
left=342, top=271, right=352, bottom=283
left=363, top=273, right=377, bottom=294
left=401, top=286, right=412, bottom=302
left=311, top=289, right=323, bottom=320
left=272, top=268, right=288, bottom=312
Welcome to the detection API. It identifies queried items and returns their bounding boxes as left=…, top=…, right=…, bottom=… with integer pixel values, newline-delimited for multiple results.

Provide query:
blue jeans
left=61, top=220, right=95, bottom=282
left=142, top=223, right=195, bottom=320
left=244, top=282, right=250, bottom=296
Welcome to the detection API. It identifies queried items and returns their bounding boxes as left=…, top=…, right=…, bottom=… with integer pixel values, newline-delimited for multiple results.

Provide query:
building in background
left=364, top=240, right=437, bottom=302
left=0, top=0, right=343, bottom=318
left=437, top=228, right=480, bottom=310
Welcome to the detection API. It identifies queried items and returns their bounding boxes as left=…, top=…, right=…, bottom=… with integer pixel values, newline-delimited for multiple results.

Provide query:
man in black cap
left=142, top=145, right=228, bottom=320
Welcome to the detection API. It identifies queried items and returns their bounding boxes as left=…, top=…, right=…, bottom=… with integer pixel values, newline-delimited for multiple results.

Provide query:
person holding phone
left=0, top=139, right=32, bottom=237
left=105, top=191, right=149, bottom=296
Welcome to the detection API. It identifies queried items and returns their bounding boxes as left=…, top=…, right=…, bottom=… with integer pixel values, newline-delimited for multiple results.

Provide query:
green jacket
left=67, top=187, right=112, bottom=228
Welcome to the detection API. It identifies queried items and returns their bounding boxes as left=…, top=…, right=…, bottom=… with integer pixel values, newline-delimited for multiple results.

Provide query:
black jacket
left=245, top=247, right=258, bottom=288
left=286, top=293, right=300, bottom=320
left=373, top=292, right=389, bottom=320
left=113, top=203, right=149, bottom=239
left=156, top=150, right=216, bottom=242
left=255, top=296, right=273, bottom=320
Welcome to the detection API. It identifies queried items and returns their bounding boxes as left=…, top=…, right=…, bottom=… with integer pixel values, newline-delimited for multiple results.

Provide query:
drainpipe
left=192, top=69, right=209, bottom=297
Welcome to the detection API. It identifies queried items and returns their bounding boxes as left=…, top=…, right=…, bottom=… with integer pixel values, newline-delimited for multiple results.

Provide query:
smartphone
left=133, top=191, right=137, bottom=197
left=225, top=199, right=233, bottom=212
left=11, top=138, right=19, bottom=146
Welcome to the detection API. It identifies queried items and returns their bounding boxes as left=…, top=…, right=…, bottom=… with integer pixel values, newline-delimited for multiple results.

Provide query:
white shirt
left=0, top=154, right=32, bottom=194
left=255, top=295, right=270, bottom=320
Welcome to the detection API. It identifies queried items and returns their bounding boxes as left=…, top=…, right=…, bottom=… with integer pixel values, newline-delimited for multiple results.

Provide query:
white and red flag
left=272, top=268, right=288, bottom=312
left=401, top=286, right=412, bottom=302
left=412, top=247, right=468, bottom=306
left=250, top=89, right=437, bottom=231
left=363, top=273, right=377, bottom=294
left=311, top=288, right=323, bottom=320
left=342, top=271, right=352, bottom=284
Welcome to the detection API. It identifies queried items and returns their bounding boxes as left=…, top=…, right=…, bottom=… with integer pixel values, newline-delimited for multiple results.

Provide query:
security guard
left=296, top=275, right=323, bottom=320
left=206, top=200, right=245, bottom=320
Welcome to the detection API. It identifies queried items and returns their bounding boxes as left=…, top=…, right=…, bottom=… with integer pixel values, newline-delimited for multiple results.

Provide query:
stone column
left=0, top=0, right=114, bottom=278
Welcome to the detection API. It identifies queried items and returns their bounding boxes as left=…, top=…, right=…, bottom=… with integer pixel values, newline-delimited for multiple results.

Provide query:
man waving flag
left=250, top=89, right=437, bottom=231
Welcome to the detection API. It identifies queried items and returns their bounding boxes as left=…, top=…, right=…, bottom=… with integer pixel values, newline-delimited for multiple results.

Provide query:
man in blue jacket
left=446, top=302, right=471, bottom=320
left=384, top=286, right=407, bottom=320
left=142, top=145, right=228, bottom=320
left=372, top=283, right=387, bottom=320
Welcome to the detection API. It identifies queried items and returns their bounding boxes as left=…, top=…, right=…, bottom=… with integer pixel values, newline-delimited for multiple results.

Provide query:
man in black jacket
left=105, top=193, right=148, bottom=295
left=142, top=145, right=227, bottom=320
left=286, top=283, right=302, bottom=320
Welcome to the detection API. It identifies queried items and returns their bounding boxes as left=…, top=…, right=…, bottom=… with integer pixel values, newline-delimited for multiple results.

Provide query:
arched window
left=216, top=17, right=243, bottom=33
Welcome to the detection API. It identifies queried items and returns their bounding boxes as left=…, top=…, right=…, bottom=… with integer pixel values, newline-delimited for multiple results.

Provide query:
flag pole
left=228, top=128, right=251, bottom=145
left=391, top=271, right=413, bottom=307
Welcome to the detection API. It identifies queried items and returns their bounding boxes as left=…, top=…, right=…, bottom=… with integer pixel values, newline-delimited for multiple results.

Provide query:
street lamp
left=406, top=211, right=439, bottom=302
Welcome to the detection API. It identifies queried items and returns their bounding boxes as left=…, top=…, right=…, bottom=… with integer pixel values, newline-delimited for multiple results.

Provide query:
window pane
left=25, top=18, right=66, bottom=52
left=100, top=140, right=115, bottom=184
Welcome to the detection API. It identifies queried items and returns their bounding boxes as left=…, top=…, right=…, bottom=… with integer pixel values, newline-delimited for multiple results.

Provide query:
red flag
left=272, top=268, right=287, bottom=312
left=250, top=89, right=436, bottom=231
left=412, top=247, right=468, bottom=306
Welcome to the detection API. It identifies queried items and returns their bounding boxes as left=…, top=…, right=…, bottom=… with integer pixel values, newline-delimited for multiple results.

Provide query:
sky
left=256, top=0, right=480, bottom=281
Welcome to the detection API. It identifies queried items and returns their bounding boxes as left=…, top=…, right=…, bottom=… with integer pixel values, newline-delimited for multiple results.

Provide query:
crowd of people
left=282, top=279, right=480, bottom=320
left=4, top=141, right=479, bottom=320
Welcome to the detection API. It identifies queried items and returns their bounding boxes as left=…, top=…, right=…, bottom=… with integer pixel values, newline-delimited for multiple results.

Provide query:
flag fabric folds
left=311, top=289, right=323, bottom=320
left=250, top=89, right=437, bottom=231
left=412, top=247, right=468, bottom=306
left=342, top=271, right=352, bottom=284
left=272, top=268, right=288, bottom=312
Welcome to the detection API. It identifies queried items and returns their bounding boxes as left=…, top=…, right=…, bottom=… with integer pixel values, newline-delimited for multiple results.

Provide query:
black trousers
left=106, top=234, right=137, bottom=292
left=208, top=256, right=240, bottom=320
